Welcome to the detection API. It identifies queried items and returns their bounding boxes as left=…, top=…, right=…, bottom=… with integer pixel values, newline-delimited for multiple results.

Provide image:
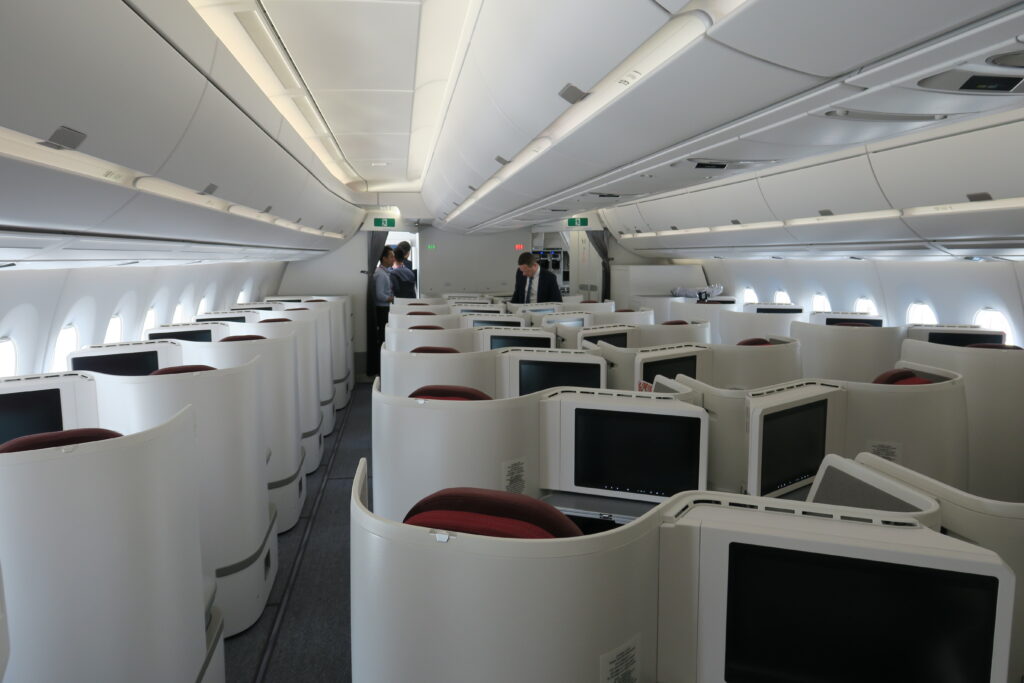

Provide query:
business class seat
left=408, top=311, right=436, bottom=315
left=259, top=317, right=293, bottom=323
left=409, top=325, right=444, bottom=330
left=150, top=364, right=216, bottom=375
left=0, top=410, right=224, bottom=683
left=834, top=321, right=873, bottom=327
left=736, top=337, right=771, bottom=346
left=0, top=427, right=121, bottom=452
left=967, top=342, right=1023, bottom=350
left=404, top=487, right=582, bottom=539
left=220, top=334, right=267, bottom=342
left=410, top=346, right=460, bottom=354
left=408, top=386, right=492, bottom=401
left=873, top=368, right=933, bottom=385
left=662, top=320, right=689, bottom=325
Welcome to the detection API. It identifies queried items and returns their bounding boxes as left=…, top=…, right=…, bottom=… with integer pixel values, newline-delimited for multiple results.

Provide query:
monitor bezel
left=0, top=373, right=99, bottom=442
left=499, top=349, right=605, bottom=399
left=146, top=323, right=227, bottom=343
left=462, top=314, right=525, bottom=328
left=196, top=310, right=260, bottom=324
left=68, top=341, right=182, bottom=377
left=482, top=329, right=555, bottom=351
left=634, top=347, right=705, bottom=390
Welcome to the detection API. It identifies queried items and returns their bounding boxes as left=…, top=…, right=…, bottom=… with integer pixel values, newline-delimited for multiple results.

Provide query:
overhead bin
left=673, top=180, right=777, bottom=229
left=743, top=109, right=950, bottom=149
left=868, top=116, right=1024, bottom=208
left=783, top=216, right=919, bottom=245
left=758, top=154, right=892, bottom=219
left=0, top=0, right=208, bottom=175
left=904, top=206, right=1024, bottom=242
left=706, top=0, right=1021, bottom=78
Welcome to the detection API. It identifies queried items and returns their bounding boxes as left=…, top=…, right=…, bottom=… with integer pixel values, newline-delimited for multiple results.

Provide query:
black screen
left=960, top=74, right=1021, bottom=92
left=198, top=316, right=246, bottom=323
left=585, top=332, right=628, bottom=347
left=0, top=388, right=63, bottom=445
left=518, top=360, right=601, bottom=395
left=556, top=318, right=585, bottom=328
left=272, top=299, right=302, bottom=302
left=756, top=307, right=801, bottom=314
left=148, top=329, right=213, bottom=342
left=489, top=335, right=552, bottom=350
left=233, top=306, right=273, bottom=311
left=642, top=354, right=697, bottom=383
left=928, top=331, right=1004, bottom=347
left=527, top=308, right=556, bottom=314
left=825, top=317, right=883, bottom=327
left=473, top=320, right=521, bottom=327
left=71, top=350, right=160, bottom=376
left=725, top=543, right=998, bottom=683
left=760, top=400, right=827, bottom=495
left=574, top=408, right=701, bottom=497
left=460, top=309, right=498, bottom=314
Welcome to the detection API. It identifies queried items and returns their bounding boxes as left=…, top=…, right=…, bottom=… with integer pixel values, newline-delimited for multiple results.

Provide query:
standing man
left=396, top=240, right=414, bottom=271
left=511, top=252, right=562, bottom=304
left=389, top=245, right=417, bottom=298
left=374, top=246, right=396, bottom=349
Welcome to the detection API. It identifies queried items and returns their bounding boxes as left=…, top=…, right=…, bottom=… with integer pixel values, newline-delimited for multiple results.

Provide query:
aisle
left=225, top=383, right=371, bottom=682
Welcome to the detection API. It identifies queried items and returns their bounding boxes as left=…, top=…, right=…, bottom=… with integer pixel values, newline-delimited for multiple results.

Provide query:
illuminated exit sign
left=373, top=217, right=396, bottom=227
left=514, top=243, right=525, bottom=251
left=426, top=244, right=437, bottom=250
left=567, top=217, right=589, bottom=227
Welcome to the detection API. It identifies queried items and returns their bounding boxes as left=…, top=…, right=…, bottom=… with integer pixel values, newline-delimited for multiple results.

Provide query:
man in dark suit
left=511, top=252, right=562, bottom=304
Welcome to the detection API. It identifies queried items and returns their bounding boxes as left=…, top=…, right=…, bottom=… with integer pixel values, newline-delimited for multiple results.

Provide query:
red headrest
left=409, top=385, right=492, bottom=400
left=0, top=428, right=122, bottom=454
left=285, top=307, right=309, bottom=311
left=304, top=299, right=327, bottom=303
left=408, top=311, right=436, bottom=316
left=697, top=300, right=731, bottom=304
left=834, top=321, right=872, bottom=327
left=580, top=300, right=597, bottom=304
left=407, top=303, right=429, bottom=306
left=617, top=309, right=635, bottom=312
left=149, top=364, right=216, bottom=375
left=259, top=318, right=293, bottom=323
left=873, top=369, right=934, bottom=385
left=410, top=346, right=460, bottom=354
left=409, top=325, right=444, bottom=331
left=662, top=320, right=690, bottom=325
left=404, top=487, right=582, bottom=539
left=967, top=343, right=1022, bottom=350
left=737, top=337, right=771, bottom=346
left=220, top=335, right=267, bottom=342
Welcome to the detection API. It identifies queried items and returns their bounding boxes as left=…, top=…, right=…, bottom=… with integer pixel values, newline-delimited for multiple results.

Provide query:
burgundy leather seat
left=409, top=325, right=444, bottom=331
left=220, top=335, right=267, bottom=342
left=410, top=346, right=460, bottom=354
left=873, top=369, right=933, bottom=385
left=967, top=343, right=1022, bottom=350
left=404, top=487, right=582, bottom=539
left=580, top=300, right=597, bottom=304
left=737, top=337, right=772, bottom=346
left=834, top=321, right=872, bottom=327
left=259, top=318, right=293, bottom=323
left=617, top=309, right=635, bottom=312
left=408, top=385, right=491, bottom=401
left=662, top=320, right=690, bottom=325
left=407, top=311, right=436, bottom=316
left=285, top=307, right=309, bottom=311
left=149, top=365, right=216, bottom=375
left=305, top=299, right=327, bottom=303
left=0, top=428, right=122, bottom=454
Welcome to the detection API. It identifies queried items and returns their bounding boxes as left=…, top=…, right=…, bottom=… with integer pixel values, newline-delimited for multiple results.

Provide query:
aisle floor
left=225, top=382, right=371, bottom=682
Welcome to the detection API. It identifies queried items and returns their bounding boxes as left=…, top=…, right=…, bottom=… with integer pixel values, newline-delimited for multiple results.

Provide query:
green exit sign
left=567, top=217, right=589, bottom=227
left=373, top=217, right=396, bottom=227
left=426, top=244, right=437, bottom=250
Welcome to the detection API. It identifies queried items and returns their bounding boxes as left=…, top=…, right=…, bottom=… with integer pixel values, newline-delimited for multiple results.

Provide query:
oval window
left=50, top=325, right=79, bottom=372
left=0, top=338, right=16, bottom=377
left=773, top=290, right=792, bottom=305
left=811, top=293, right=831, bottom=312
left=906, top=303, right=938, bottom=326
left=855, top=297, right=879, bottom=316
left=743, top=287, right=758, bottom=304
left=104, top=315, right=123, bottom=344
left=974, top=308, right=1015, bottom=345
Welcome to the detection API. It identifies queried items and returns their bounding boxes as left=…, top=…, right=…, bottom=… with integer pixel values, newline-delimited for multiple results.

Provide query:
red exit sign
left=514, top=243, right=525, bottom=251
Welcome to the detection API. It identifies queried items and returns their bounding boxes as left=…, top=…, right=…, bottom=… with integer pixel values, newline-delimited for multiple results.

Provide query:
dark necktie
left=525, top=276, right=533, bottom=303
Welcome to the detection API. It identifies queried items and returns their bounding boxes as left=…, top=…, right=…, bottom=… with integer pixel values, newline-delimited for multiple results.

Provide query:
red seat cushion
left=697, top=300, right=731, bottom=304
left=580, top=300, right=597, bottom=304
left=149, top=365, right=216, bottom=375
left=617, top=309, right=635, bottom=312
left=873, top=369, right=933, bottom=385
left=407, top=303, right=428, bottom=306
left=967, top=343, right=1022, bottom=350
left=737, top=337, right=771, bottom=346
left=304, top=299, right=327, bottom=303
left=285, top=307, right=309, bottom=311
left=410, top=346, right=460, bottom=354
left=662, top=320, right=690, bottom=325
left=220, top=335, right=267, bottom=342
left=405, top=487, right=582, bottom=538
left=834, top=321, right=872, bottom=327
left=409, top=385, right=491, bottom=400
left=405, top=510, right=554, bottom=538
left=408, top=311, right=436, bottom=316
left=259, top=318, right=293, bottom=323
left=0, top=428, right=122, bottom=454
left=409, top=325, right=444, bottom=331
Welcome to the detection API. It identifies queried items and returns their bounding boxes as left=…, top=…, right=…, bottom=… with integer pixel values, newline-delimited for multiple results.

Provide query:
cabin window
left=0, top=338, right=16, bottom=378
left=812, top=293, right=831, bottom=312
left=197, top=297, right=209, bottom=315
left=104, top=316, right=123, bottom=344
left=50, top=325, right=79, bottom=372
left=773, top=290, right=791, bottom=304
left=855, top=297, right=878, bottom=316
left=742, top=287, right=758, bottom=304
left=906, top=302, right=938, bottom=326
left=237, top=289, right=249, bottom=304
left=974, top=308, right=1015, bottom=345
left=172, top=303, right=185, bottom=324
left=143, top=307, right=157, bottom=333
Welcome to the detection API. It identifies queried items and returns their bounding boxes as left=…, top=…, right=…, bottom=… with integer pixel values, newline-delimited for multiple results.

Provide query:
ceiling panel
left=351, top=159, right=409, bottom=181
left=317, top=90, right=414, bottom=134
left=338, top=133, right=411, bottom=160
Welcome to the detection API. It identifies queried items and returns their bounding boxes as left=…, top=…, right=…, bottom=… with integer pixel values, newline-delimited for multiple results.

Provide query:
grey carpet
left=225, top=382, right=371, bottom=682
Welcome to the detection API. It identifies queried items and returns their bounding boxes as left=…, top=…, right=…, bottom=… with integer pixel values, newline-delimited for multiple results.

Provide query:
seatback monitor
left=71, top=351, right=160, bottom=376
left=472, top=319, right=521, bottom=327
left=756, top=306, right=803, bottom=314
left=148, top=329, right=213, bottom=342
left=642, top=354, right=697, bottom=384
left=0, top=388, right=63, bottom=445
left=574, top=407, right=702, bottom=498
left=725, top=543, right=998, bottom=683
left=232, top=306, right=273, bottom=311
left=198, top=315, right=246, bottom=323
left=760, top=399, right=827, bottom=496
left=490, top=335, right=552, bottom=350
left=518, top=360, right=601, bottom=395
left=825, top=317, right=883, bottom=327
left=928, top=331, right=1004, bottom=347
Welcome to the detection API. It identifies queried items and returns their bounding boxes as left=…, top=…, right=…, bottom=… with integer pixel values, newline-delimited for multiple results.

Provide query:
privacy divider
left=669, top=300, right=741, bottom=343
left=92, top=362, right=277, bottom=637
left=271, top=296, right=353, bottom=409
left=636, top=321, right=712, bottom=346
left=0, top=409, right=224, bottom=682
left=380, top=348, right=497, bottom=399
left=708, top=336, right=801, bottom=390
left=386, top=326, right=479, bottom=353
left=275, top=307, right=336, bottom=438
left=901, top=339, right=1024, bottom=502
left=791, top=321, right=906, bottom=382
left=388, top=312, right=461, bottom=330
left=715, top=309, right=806, bottom=345
left=593, top=309, right=656, bottom=326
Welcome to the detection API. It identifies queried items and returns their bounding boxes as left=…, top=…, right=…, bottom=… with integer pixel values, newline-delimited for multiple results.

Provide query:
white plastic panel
left=637, top=193, right=692, bottom=231
left=680, top=180, right=777, bottom=227
left=905, top=207, right=1024, bottom=241
left=838, top=86, right=1024, bottom=116
left=129, top=0, right=218, bottom=72
left=0, top=0, right=206, bottom=174
left=707, top=0, right=1020, bottom=78
left=0, top=157, right=135, bottom=230
left=869, top=118, right=1024, bottom=208
left=745, top=112, right=950, bottom=149
left=209, top=46, right=285, bottom=148
left=783, top=216, right=920, bottom=245
left=758, top=155, right=892, bottom=219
